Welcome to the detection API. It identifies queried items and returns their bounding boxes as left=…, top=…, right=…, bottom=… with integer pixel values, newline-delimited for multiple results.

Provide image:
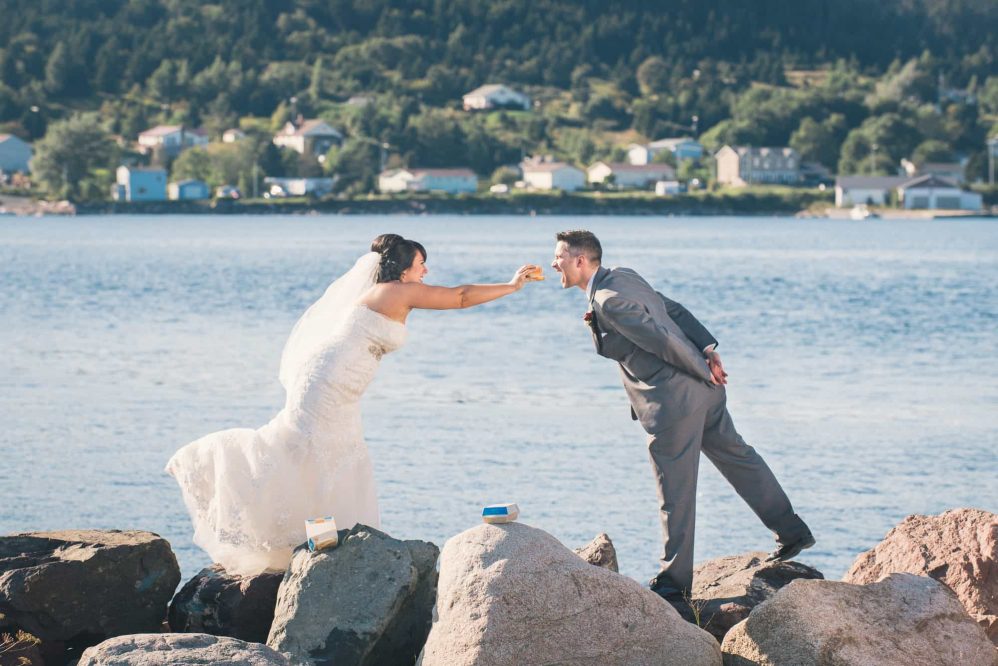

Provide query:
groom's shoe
left=648, top=576, right=697, bottom=624
left=766, top=530, right=816, bottom=563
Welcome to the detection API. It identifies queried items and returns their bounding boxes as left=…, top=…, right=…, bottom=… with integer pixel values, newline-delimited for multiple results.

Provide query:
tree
left=790, top=115, right=846, bottom=169
left=44, top=42, right=71, bottom=96
left=309, top=56, right=325, bottom=101
left=171, top=147, right=213, bottom=184
left=636, top=56, right=670, bottom=97
left=31, top=114, right=117, bottom=200
left=910, top=139, right=953, bottom=165
left=147, top=60, right=179, bottom=104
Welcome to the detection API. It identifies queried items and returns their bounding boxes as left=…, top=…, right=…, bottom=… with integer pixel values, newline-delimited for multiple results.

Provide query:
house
left=137, top=125, right=209, bottom=157
left=168, top=179, right=210, bottom=201
left=222, top=128, right=246, bottom=143
left=587, top=162, right=676, bottom=189
left=112, top=166, right=167, bottom=201
left=378, top=168, right=478, bottom=194
left=520, top=161, right=586, bottom=191
left=715, top=145, right=802, bottom=186
left=263, top=177, right=336, bottom=197
left=835, top=176, right=907, bottom=207
left=462, top=84, right=531, bottom=111
left=897, top=175, right=982, bottom=210
left=655, top=180, right=683, bottom=196
left=272, top=119, right=342, bottom=157
left=627, top=138, right=703, bottom=165
left=0, top=134, right=32, bottom=173
left=899, top=159, right=965, bottom=185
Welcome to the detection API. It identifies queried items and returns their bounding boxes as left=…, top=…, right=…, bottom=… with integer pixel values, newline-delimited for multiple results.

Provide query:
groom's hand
left=706, top=350, right=728, bottom=385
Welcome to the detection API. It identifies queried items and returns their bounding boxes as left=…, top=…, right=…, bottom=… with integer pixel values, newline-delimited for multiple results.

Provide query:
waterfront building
left=655, top=180, right=683, bottom=196
left=112, top=166, right=167, bottom=202
left=715, top=145, right=802, bottom=186
left=272, top=119, right=342, bottom=158
left=462, top=84, right=531, bottom=111
left=897, top=175, right=982, bottom=210
left=520, top=161, right=586, bottom=191
left=899, top=158, right=966, bottom=185
left=627, top=138, right=703, bottom=165
left=835, top=176, right=908, bottom=207
left=0, top=134, right=32, bottom=173
left=263, top=177, right=336, bottom=197
left=379, top=168, right=478, bottom=194
left=137, top=125, right=209, bottom=158
left=168, top=179, right=210, bottom=201
left=587, top=162, right=676, bottom=189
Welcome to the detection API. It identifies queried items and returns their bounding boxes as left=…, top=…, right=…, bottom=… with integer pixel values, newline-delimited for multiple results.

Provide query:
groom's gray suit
left=587, top=265, right=809, bottom=592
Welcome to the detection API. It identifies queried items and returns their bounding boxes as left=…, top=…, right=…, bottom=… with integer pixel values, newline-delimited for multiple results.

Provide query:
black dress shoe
left=766, top=531, right=816, bottom=562
left=647, top=572, right=690, bottom=601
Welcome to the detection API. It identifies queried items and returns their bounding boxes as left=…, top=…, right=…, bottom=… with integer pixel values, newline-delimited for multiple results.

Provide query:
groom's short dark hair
left=556, top=230, right=602, bottom=264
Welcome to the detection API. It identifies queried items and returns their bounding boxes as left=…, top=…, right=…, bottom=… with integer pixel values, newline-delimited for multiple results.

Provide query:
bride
left=167, top=234, right=541, bottom=575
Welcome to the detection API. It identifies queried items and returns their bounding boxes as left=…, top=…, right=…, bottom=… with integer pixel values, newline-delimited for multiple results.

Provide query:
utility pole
left=253, top=164, right=259, bottom=199
left=988, top=137, right=997, bottom=186
left=869, top=143, right=879, bottom=176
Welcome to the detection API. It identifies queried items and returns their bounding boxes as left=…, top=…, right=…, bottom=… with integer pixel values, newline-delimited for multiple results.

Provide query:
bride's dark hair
left=375, top=235, right=427, bottom=283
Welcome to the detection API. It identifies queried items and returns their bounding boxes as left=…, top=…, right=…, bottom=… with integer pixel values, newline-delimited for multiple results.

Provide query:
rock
left=0, top=530, right=180, bottom=655
left=721, top=573, right=996, bottom=666
left=78, top=633, right=290, bottom=665
left=691, top=551, right=823, bottom=643
left=267, top=525, right=438, bottom=666
left=574, top=533, right=619, bottom=572
left=843, top=508, right=998, bottom=644
left=420, top=522, right=721, bottom=666
left=168, top=565, right=282, bottom=644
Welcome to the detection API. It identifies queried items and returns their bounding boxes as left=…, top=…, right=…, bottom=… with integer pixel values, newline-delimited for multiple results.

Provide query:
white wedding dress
left=167, top=254, right=406, bottom=576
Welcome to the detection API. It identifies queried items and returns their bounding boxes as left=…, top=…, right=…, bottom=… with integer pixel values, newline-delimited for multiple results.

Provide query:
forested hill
left=1, top=0, right=995, bottom=117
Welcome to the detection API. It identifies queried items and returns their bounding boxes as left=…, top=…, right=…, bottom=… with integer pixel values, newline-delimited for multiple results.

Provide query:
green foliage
left=31, top=114, right=117, bottom=200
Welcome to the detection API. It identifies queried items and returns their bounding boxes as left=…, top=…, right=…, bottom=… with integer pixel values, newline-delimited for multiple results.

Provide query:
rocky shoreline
left=1, top=508, right=995, bottom=665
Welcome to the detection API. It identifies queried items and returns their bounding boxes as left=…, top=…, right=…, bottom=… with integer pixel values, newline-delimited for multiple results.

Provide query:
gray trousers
left=648, top=387, right=808, bottom=592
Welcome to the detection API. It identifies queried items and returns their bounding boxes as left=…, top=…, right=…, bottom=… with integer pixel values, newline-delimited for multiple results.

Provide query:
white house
left=378, top=168, right=478, bottom=194
left=628, top=138, right=704, bottom=165
left=0, top=134, right=32, bottom=173
left=272, top=119, right=343, bottom=157
left=715, top=145, right=802, bottom=186
left=168, top=179, right=210, bottom=201
left=137, top=125, right=209, bottom=157
left=834, top=176, right=908, bottom=207
left=520, top=161, right=586, bottom=191
left=222, top=128, right=246, bottom=143
left=263, top=176, right=336, bottom=197
left=462, top=84, right=531, bottom=111
left=112, top=166, right=167, bottom=202
left=897, top=175, right=982, bottom=210
left=587, top=162, right=676, bottom=188
left=899, top=159, right=965, bottom=185
left=655, top=180, right=683, bottom=196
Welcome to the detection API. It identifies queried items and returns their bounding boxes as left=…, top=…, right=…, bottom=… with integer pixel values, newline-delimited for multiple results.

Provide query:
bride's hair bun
left=375, top=237, right=427, bottom=283
left=370, top=233, right=404, bottom=255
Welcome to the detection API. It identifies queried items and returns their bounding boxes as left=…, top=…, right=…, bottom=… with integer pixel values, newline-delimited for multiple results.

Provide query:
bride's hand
left=510, top=264, right=542, bottom=290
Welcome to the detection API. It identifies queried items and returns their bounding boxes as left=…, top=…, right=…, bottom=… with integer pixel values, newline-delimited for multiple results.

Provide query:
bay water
left=1, top=214, right=995, bottom=584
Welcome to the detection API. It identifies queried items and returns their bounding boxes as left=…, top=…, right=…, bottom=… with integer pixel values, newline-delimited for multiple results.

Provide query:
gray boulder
left=574, top=533, right=619, bottom=572
left=0, top=530, right=180, bottom=653
left=168, top=565, right=283, bottom=644
left=419, top=522, right=721, bottom=666
left=843, top=508, right=998, bottom=644
left=267, top=525, right=438, bottom=666
left=721, top=573, right=997, bottom=666
left=691, top=551, right=823, bottom=642
left=78, top=633, right=290, bottom=665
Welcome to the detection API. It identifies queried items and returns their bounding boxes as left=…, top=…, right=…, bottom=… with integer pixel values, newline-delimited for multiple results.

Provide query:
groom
left=550, top=230, right=814, bottom=602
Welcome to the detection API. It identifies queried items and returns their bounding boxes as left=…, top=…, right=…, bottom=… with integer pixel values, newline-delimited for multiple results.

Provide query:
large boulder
left=721, top=573, right=997, bottom=666
left=691, top=551, right=823, bottom=643
left=78, top=633, right=290, bottom=665
left=419, top=522, right=721, bottom=666
left=574, top=533, right=619, bottom=572
left=843, top=508, right=998, bottom=644
left=168, top=565, right=282, bottom=644
left=267, top=525, right=438, bottom=666
left=0, top=530, right=180, bottom=654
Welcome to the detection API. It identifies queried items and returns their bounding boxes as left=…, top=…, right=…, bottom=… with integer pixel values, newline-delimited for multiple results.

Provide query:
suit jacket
left=588, top=265, right=718, bottom=434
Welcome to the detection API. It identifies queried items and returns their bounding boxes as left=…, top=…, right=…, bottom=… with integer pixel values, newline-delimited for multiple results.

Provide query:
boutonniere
left=583, top=309, right=598, bottom=331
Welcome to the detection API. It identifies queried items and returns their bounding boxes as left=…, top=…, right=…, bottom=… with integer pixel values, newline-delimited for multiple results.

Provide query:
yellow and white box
left=305, top=516, right=339, bottom=552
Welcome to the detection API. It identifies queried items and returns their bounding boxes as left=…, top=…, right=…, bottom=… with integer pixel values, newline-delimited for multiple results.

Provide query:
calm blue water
left=1, top=215, right=996, bottom=586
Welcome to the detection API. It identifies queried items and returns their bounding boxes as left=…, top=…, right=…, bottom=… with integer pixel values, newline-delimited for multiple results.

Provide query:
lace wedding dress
left=166, top=254, right=406, bottom=576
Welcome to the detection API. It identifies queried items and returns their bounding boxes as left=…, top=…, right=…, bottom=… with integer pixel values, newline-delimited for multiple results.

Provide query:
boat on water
left=849, top=204, right=879, bottom=220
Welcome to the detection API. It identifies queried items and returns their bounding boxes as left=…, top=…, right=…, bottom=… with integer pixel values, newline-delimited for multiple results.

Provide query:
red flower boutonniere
left=583, top=311, right=593, bottom=323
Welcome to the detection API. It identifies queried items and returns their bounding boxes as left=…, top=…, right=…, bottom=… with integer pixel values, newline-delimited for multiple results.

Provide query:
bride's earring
left=399, top=271, right=407, bottom=281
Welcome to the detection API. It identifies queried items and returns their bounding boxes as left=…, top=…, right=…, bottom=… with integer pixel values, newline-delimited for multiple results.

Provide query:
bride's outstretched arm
left=403, top=264, right=541, bottom=310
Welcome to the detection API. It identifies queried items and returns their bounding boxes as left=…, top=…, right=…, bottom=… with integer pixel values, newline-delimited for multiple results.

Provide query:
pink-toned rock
left=843, top=508, right=997, bottom=644
left=573, top=533, right=619, bottom=572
